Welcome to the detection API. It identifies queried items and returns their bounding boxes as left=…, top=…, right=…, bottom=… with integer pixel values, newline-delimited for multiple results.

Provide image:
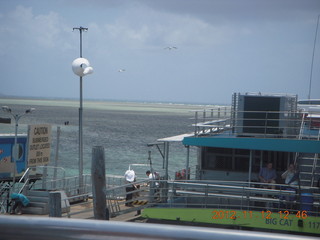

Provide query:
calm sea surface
left=0, top=98, right=221, bottom=179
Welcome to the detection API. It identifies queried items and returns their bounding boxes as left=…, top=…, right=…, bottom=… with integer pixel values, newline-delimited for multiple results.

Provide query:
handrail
left=36, top=165, right=66, bottom=178
left=17, top=167, right=32, bottom=194
left=192, top=108, right=320, bottom=139
left=18, top=168, right=31, bottom=184
left=45, top=178, right=320, bottom=222
left=310, top=152, right=319, bottom=186
left=2, top=215, right=316, bottom=240
left=0, top=182, right=11, bottom=213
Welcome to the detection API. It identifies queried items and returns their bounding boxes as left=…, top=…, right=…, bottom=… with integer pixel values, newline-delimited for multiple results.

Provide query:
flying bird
left=118, top=69, right=125, bottom=72
left=164, top=46, right=177, bottom=50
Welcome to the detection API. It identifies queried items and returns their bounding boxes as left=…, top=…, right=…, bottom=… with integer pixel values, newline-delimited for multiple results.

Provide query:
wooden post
left=91, top=146, right=108, bottom=220
left=49, top=192, right=61, bottom=217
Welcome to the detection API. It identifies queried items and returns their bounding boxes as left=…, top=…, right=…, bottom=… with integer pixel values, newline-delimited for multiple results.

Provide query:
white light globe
left=72, top=58, right=93, bottom=77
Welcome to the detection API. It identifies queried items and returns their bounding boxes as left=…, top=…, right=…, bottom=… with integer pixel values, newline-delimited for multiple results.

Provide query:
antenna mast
left=308, top=15, right=320, bottom=101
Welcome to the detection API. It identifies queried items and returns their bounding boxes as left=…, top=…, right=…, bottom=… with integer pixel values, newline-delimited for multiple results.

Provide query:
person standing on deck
left=146, top=170, right=159, bottom=187
left=124, top=169, right=136, bottom=206
left=259, top=162, right=277, bottom=189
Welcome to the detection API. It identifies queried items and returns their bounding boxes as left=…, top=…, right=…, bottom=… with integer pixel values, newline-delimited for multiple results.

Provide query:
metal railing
left=65, top=178, right=319, bottom=219
left=192, top=108, right=320, bottom=139
left=1, top=179, right=319, bottom=239
left=2, top=215, right=317, bottom=240
left=33, top=166, right=67, bottom=190
left=0, top=182, right=10, bottom=213
left=105, top=179, right=151, bottom=217
left=146, top=180, right=320, bottom=217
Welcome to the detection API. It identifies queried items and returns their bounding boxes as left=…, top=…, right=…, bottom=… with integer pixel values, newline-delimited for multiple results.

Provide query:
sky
left=1, top=0, right=320, bottom=104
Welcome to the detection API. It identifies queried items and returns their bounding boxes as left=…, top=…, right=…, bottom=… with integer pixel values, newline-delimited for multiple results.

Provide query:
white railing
left=192, top=108, right=320, bottom=139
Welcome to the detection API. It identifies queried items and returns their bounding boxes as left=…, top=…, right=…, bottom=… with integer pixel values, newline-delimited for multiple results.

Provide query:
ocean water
left=0, top=98, right=220, bottom=179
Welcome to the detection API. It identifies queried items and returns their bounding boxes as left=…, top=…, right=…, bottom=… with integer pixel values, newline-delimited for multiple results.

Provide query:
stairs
left=295, top=114, right=320, bottom=187
left=22, top=190, right=50, bottom=215
left=22, top=190, right=70, bottom=215
left=298, top=153, right=320, bottom=187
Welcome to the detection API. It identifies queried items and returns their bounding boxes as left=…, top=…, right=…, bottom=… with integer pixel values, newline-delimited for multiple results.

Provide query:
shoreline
left=0, top=97, right=226, bottom=115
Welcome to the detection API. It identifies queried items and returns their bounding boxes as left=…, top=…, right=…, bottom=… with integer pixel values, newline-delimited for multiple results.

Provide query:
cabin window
left=235, top=157, right=249, bottom=171
left=215, top=156, right=233, bottom=170
left=201, top=147, right=292, bottom=173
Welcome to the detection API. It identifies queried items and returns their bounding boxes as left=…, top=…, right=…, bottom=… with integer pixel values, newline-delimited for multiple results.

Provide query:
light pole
left=308, top=14, right=320, bottom=102
left=1, top=106, right=35, bottom=191
left=72, top=26, right=93, bottom=192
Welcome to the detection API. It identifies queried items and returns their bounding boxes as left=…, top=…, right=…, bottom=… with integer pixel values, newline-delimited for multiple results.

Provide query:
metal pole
left=165, top=142, right=169, bottom=180
left=148, top=150, right=154, bottom=175
left=73, top=26, right=88, bottom=58
left=248, top=150, right=253, bottom=187
left=80, top=28, right=82, bottom=57
left=79, top=76, right=83, bottom=191
left=73, top=26, right=88, bottom=192
left=53, top=126, right=61, bottom=189
left=308, top=14, right=320, bottom=101
left=186, top=145, right=190, bottom=180
left=12, top=115, right=19, bottom=191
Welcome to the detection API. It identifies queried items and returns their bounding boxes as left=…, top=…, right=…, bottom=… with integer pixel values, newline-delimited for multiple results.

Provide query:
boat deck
left=3, top=198, right=141, bottom=222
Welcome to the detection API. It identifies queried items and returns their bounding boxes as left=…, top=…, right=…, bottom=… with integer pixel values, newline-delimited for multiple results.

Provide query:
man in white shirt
left=124, top=169, right=136, bottom=206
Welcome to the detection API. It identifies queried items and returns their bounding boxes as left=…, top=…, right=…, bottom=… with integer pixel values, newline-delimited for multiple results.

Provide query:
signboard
left=28, top=124, right=52, bottom=166
left=0, top=134, right=27, bottom=179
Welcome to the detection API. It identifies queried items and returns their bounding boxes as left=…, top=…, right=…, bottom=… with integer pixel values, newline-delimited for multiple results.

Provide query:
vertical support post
left=248, top=150, right=253, bottom=187
left=164, top=142, right=169, bottom=180
left=308, top=14, right=320, bottom=101
left=42, top=166, right=47, bottom=190
left=79, top=28, right=83, bottom=192
left=91, top=146, right=108, bottom=220
left=194, top=111, right=198, bottom=136
left=49, top=192, right=61, bottom=217
left=73, top=26, right=88, bottom=194
left=163, top=141, right=170, bottom=203
left=53, top=126, right=61, bottom=189
left=79, top=76, right=83, bottom=192
left=12, top=117, right=18, bottom=192
left=186, top=145, right=190, bottom=180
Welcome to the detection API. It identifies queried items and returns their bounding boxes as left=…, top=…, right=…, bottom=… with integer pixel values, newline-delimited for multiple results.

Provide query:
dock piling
left=92, top=146, right=109, bottom=220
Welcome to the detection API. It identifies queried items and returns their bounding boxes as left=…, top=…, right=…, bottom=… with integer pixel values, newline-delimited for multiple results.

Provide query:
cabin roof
left=183, top=136, right=320, bottom=154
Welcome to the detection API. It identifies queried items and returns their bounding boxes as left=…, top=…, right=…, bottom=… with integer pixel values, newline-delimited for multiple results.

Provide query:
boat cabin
left=181, top=93, right=319, bottom=187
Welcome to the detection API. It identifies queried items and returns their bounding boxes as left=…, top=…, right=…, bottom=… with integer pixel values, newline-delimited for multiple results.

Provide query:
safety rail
left=30, top=173, right=92, bottom=201
left=33, top=178, right=319, bottom=231
left=65, top=179, right=319, bottom=219
left=105, top=179, right=152, bottom=217
left=192, top=108, right=320, bottom=139
left=149, top=180, right=320, bottom=217
left=62, top=193, right=93, bottom=218
left=55, top=177, right=151, bottom=219
left=2, top=215, right=317, bottom=240
left=0, top=182, right=10, bottom=213
left=16, top=167, right=34, bottom=194
left=30, top=173, right=125, bottom=195
left=34, top=166, right=67, bottom=190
